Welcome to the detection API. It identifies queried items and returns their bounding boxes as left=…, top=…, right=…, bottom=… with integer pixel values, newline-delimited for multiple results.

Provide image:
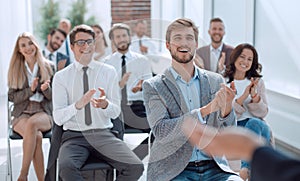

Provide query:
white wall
left=0, top=0, right=33, bottom=96
left=255, top=0, right=300, bottom=99
left=254, top=0, right=300, bottom=149
left=212, top=0, right=254, bottom=46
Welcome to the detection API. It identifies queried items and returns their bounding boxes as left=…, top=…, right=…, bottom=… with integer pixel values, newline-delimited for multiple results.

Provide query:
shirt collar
left=210, top=43, right=223, bottom=52
left=44, top=48, right=57, bottom=57
left=74, top=59, right=96, bottom=71
left=25, top=61, right=39, bottom=76
left=115, top=50, right=133, bottom=60
left=170, top=66, right=199, bottom=81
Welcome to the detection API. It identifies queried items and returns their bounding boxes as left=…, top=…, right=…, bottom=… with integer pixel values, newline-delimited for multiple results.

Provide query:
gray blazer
left=196, top=43, right=234, bottom=72
left=143, top=67, right=236, bottom=181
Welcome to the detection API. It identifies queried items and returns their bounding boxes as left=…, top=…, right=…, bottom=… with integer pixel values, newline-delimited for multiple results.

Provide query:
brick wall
left=111, top=0, right=151, bottom=36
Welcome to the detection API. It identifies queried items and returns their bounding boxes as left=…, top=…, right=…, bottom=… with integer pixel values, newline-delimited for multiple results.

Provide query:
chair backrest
left=111, top=116, right=124, bottom=140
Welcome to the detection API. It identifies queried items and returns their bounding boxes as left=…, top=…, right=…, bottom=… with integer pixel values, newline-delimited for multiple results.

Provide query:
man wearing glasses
left=51, top=24, right=144, bottom=181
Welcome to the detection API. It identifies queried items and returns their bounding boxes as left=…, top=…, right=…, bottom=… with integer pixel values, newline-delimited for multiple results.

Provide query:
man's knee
left=59, top=159, right=79, bottom=176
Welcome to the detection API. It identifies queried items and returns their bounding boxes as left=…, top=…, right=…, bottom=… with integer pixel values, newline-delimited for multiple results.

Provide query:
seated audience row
left=6, top=17, right=289, bottom=181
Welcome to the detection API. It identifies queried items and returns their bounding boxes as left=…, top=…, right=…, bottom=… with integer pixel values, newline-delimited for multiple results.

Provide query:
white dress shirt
left=130, top=35, right=157, bottom=55
left=210, top=43, right=223, bottom=72
left=103, top=50, right=152, bottom=102
left=43, top=48, right=57, bottom=64
left=52, top=60, right=121, bottom=131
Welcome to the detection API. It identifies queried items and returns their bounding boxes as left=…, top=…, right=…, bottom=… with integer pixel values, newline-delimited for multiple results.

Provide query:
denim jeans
left=237, top=118, right=271, bottom=169
left=172, top=161, right=242, bottom=181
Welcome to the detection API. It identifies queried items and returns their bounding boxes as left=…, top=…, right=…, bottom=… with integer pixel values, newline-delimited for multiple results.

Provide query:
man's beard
left=117, top=42, right=130, bottom=52
left=50, top=41, right=59, bottom=51
left=170, top=49, right=194, bottom=64
left=211, top=35, right=223, bottom=44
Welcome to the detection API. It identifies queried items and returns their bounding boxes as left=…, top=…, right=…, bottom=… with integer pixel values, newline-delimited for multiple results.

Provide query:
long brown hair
left=7, top=32, right=53, bottom=89
left=224, top=43, right=262, bottom=83
left=91, top=24, right=108, bottom=47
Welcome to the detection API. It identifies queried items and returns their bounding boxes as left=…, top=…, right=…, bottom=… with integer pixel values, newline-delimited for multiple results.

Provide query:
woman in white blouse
left=224, top=43, right=271, bottom=181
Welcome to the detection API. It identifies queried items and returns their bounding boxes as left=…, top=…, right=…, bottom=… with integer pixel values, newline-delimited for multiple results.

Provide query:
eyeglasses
left=73, top=39, right=94, bottom=47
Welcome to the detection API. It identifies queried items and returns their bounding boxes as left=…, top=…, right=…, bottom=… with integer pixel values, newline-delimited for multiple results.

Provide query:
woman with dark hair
left=7, top=32, right=55, bottom=181
left=91, top=24, right=111, bottom=61
left=224, top=43, right=271, bottom=181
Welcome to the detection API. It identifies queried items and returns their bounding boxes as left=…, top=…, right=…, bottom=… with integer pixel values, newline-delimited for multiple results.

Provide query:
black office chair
left=7, top=101, right=52, bottom=181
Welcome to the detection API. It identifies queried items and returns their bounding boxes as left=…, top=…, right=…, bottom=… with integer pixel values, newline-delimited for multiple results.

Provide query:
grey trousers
left=58, top=129, right=144, bottom=181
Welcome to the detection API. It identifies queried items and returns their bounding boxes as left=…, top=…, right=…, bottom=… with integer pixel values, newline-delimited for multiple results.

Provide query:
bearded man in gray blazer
left=143, top=18, right=243, bottom=181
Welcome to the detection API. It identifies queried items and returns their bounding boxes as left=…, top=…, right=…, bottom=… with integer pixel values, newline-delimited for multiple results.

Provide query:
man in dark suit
left=196, top=18, right=233, bottom=73
left=43, top=28, right=70, bottom=71
left=183, top=118, right=300, bottom=181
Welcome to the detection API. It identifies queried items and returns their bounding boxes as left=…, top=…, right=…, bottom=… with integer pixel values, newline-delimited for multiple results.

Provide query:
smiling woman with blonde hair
left=7, top=32, right=55, bottom=181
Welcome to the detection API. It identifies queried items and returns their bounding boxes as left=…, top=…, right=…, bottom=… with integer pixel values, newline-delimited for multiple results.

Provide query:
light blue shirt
left=170, top=67, right=211, bottom=162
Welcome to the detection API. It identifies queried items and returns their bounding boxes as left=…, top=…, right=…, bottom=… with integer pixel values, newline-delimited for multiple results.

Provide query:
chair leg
left=106, top=168, right=114, bottom=181
left=7, top=135, right=13, bottom=181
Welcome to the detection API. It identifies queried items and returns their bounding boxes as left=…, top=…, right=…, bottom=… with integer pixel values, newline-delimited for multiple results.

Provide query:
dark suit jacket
left=42, top=50, right=70, bottom=69
left=251, top=146, right=300, bottom=181
left=56, top=52, right=70, bottom=68
left=196, top=43, right=233, bottom=72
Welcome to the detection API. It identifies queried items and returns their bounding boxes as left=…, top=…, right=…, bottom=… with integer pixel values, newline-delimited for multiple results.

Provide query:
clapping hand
left=218, top=52, right=226, bottom=72
left=31, top=77, right=39, bottom=92
left=75, top=89, right=96, bottom=110
left=215, top=84, right=236, bottom=117
left=91, top=88, right=108, bottom=109
left=119, top=72, right=131, bottom=88
left=250, top=77, right=259, bottom=97
left=40, top=80, right=51, bottom=91
left=132, top=80, right=143, bottom=93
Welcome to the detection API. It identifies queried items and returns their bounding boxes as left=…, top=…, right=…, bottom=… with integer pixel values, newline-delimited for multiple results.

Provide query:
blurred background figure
left=58, top=18, right=74, bottom=63
left=130, top=19, right=157, bottom=55
left=91, top=24, right=111, bottom=61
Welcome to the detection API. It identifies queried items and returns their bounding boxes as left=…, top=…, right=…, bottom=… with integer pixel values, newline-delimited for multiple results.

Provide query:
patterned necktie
left=82, top=66, right=92, bottom=125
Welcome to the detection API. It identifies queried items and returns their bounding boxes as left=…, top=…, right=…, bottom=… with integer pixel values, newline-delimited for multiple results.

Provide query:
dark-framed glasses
left=74, top=39, right=94, bottom=47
